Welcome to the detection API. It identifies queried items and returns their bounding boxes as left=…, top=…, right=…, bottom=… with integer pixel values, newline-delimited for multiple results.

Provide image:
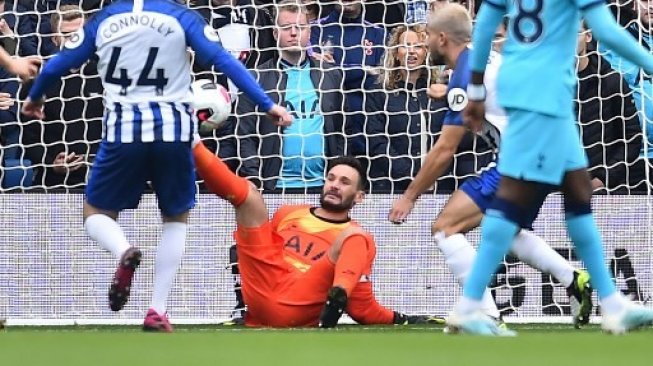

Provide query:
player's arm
left=23, top=26, right=97, bottom=119
left=388, top=125, right=466, bottom=223
left=182, top=10, right=290, bottom=126
left=468, top=2, right=505, bottom=83
left=464, top=2, right=505, bottom=132
left=347, top=283, right=444, bottom=325
left=388, top=80, right=468, bottom=223
left=583, top=4, right=653, bottom=74
left=346, top=282, right=395, bottom=325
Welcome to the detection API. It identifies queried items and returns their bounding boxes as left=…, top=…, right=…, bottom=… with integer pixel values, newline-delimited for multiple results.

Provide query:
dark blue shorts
left=85, top=141, right=196, bottom=216
left=460, top=166, right=543, bottom=230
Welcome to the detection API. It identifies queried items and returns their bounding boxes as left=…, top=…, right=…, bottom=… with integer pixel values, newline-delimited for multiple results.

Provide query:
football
left=191, top=79, right=232, bottom=132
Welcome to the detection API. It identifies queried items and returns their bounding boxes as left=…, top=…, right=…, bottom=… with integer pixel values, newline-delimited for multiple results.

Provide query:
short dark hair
left=326, top=156, right=367, bottom=191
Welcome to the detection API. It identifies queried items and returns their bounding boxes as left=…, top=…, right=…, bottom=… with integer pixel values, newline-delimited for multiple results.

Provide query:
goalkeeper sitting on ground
left=194, top=142, right=441, bottom=327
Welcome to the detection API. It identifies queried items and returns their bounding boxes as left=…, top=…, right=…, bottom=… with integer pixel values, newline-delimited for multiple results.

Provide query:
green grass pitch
left=1, top=324, right=651, bottom=366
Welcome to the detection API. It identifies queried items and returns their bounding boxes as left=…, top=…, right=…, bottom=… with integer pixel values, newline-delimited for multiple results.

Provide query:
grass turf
left=1, top=324, right=651, bottom=366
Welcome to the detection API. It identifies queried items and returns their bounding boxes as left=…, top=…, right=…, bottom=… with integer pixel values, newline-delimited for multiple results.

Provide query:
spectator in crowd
left=191, top=0, right=276, bottom=88
left=363, top=0, right=404, bottom=29
left=190, top=0, right=277, bottom=167
left=365, top=24, right=493, bottom=193
left=576, top=23, right=642, bottom=192
left=236, top=0, right=345, bottom=191
left=0, top=2, right=18, bottom=55
left=602, top=0, right=653, bottom=191
left=310, top=0, right=386, bottom=156
left=9, top=0, right=106, bottom=57
left=405, top=0, right=430, bottom=24
left=1, top=0, right=22, bottom=168
left=406, top=0, right=454, bottom=24
left=21, top=4, right=103, bottom=189
left=365, top=24, right=446, bottom=192
left=301, top=0, right=320, bottom=23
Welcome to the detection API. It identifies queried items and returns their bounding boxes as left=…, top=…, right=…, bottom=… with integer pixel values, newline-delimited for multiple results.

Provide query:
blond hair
left=427, top=3, right=472, bottom=45
left=51, top=5, right=84, bottom=33
left=378, top=25, right=436, bottom=90
left=275, top=0, right=308, bottom=24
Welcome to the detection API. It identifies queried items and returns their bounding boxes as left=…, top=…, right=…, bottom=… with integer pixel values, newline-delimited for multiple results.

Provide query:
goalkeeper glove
left=393, top=312, right=446, bottom=325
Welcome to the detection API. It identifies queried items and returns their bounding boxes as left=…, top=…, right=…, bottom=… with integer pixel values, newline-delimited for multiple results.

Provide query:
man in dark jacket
left=365, top=78, right=446, bottom=192
left=310, top=1, right=386, bottom=156
left=576, top=24, right=642, bottom=192
left=365, top=78, right=493, bottom=193
left=191, top=0, right=276, bottom=84
left=21, top=5, right=103, bottom=189
left=235, top=0, right=345, bottom=191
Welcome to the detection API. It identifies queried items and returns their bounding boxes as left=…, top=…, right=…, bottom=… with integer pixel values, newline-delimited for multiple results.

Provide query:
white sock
left=434, top=232, right=500, bottom=318
left=511, top=230, right=575, bottom=287
left=455, top=296, right=484, bottom=315
left=150, top=222, right=187, bottom=315
left=84, top=214, right=131, bottom=259
left=600, top=292, right=628, bottom=315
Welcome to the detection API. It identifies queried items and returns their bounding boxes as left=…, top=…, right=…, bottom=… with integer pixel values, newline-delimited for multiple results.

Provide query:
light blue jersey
left=277, top=60, right=325, bottom=189
left=486, top=0, right=603, bottom=117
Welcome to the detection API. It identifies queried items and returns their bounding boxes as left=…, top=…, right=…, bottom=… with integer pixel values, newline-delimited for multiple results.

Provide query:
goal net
left=0, top=0, right=651, bottom=326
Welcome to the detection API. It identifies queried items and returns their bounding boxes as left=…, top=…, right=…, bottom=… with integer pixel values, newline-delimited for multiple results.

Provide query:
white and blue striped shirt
left=29, top=0, right=274, bottom=144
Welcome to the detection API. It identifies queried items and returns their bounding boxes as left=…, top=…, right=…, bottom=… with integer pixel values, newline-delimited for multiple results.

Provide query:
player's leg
left=143, top=141, right=197, bottom=332
left=142, top=211, right=189, bottom=332
left=510, top=229, right=592, bottom=327
left=449, top=109, right=560, bottom=335
left=503, top=180, right=593, bottom=327
left=561, top=168, right=653, bottom=332
left=443, top=173, right=592, bottom=326
left=193, top=141, right=298, bottom=326
left=84, top=142, right=147, bottom=312
left=193, top=141, right=266, bottom=227
left=431, top=188, right=500, bottom=319
left=448, top=177, right=538, bottom=335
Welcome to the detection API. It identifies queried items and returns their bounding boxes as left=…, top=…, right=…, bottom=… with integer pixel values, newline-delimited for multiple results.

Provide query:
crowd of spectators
left=0, top=0, right=651, bottom=194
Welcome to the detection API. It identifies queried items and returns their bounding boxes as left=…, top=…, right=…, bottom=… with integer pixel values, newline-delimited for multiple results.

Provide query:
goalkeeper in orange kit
left=193, top=142, right=442, bottom=327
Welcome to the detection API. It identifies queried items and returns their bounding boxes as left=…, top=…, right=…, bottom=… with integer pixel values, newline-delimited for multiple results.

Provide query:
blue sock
left=565, top=212, right=617, bottom=299
left=463, top=203, right=519, bottom=300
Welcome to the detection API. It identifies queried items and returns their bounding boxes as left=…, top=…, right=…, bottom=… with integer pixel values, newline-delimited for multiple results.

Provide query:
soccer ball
left=191, top=79, right=232, bottom=132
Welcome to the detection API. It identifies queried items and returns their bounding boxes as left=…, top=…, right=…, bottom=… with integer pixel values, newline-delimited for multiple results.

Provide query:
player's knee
left=565, top=184, right=593, bottom=206
left=82, top=201, right=117, bottom=221
left=431, top=219, right=458, bottom=237
left=563, top=195, right=592, bottom=218
left=236, top=187, right=268, bottom=227
left=562, top=170, right=593, bottom=205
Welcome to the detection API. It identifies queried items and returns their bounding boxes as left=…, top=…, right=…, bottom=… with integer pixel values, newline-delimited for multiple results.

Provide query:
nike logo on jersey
left=101, top=13, right=175, bottom=40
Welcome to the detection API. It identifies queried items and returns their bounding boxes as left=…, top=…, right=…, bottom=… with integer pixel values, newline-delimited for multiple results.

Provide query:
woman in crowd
left=366, top=24, right=491, bottom=193
left=366, top=24, right=444, bottom=192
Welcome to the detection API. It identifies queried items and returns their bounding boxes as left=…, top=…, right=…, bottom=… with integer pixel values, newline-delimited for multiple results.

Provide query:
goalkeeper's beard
left=319, top=191, right=356, bottom=213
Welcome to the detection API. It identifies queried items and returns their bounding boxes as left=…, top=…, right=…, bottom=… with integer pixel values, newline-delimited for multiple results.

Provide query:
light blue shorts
left=497, top=109, right=588, bottom=185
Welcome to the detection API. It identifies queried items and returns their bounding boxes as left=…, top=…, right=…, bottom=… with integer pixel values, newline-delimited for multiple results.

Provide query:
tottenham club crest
left=64, top=28, right=85, bottom=49
left=447, top=87, right=468, bottom=112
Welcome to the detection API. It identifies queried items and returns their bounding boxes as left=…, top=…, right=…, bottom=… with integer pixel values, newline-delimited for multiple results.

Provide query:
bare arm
left=388, top=125, right=466, bottom=223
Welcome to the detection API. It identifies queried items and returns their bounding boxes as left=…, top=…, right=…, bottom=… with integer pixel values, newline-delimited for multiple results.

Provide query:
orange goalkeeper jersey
left=270, top=204, right=395, bottom=325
